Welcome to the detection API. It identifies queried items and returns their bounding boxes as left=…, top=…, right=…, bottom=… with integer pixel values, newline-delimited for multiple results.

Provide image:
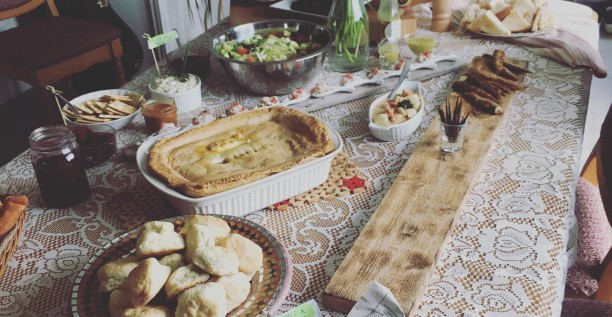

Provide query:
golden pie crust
left=148, top=107, right=335, bottom=198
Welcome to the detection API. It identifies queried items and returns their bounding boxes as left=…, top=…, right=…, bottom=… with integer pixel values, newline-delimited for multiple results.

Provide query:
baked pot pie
left=148, top=107, right=335, bottom=198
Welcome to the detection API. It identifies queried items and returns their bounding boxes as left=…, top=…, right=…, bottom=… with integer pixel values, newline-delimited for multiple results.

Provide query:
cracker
left=108, top=100, right=137, bottom=115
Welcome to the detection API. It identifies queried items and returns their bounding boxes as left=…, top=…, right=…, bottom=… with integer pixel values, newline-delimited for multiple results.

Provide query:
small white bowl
left=149, top=74, right=202, bottom=113
left=368, top=81, right=424, bottom=142
left=65, top=89, right=142, bottom=131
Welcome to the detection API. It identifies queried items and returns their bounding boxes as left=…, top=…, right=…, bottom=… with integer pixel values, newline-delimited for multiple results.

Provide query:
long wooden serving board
left=322, top=58, right=528, bottom=314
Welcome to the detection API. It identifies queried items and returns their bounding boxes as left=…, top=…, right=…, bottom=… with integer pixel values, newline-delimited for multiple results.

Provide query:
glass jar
left=29, top=126, right=90, bottom=208
left=141, top=97, right=178, bottom=134
left=328, top=0, right=370, bottom=72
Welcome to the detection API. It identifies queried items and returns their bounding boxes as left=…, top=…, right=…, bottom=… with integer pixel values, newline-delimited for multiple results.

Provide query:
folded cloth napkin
left=502, top=28, right=608, bottom=78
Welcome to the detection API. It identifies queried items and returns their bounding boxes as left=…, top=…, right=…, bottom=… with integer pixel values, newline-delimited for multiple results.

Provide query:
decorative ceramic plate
left=451, top=11, right=556, bottom=38
left=71, top=215, right=292, bottom=316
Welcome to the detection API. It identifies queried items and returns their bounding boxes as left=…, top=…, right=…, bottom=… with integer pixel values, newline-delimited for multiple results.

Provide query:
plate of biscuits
left=454, top=0, right=555, bottom=38
left=71, top=215, right=292, bottom=317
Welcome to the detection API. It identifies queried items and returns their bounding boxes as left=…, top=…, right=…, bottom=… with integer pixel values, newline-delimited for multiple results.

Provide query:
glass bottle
left=29, top=126, right=90, bottom=208
left=377, top=0, right=401, bottom=43
left=328, top=0, right=370, bottom=72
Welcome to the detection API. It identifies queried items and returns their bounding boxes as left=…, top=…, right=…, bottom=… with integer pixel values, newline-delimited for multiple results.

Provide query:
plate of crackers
left=71, top=214, right=292, bottom=317
left=62, top=89, right=145, bottom=130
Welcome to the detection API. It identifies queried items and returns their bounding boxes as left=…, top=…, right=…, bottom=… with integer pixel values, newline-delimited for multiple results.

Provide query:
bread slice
left=511, top=0, right=537, bottom=17
left=461, top=3, right=482, bottom=26
left=502, top=8, right=532, bottom=32
left=492, top=3, right=514, bottom=21
left=470, top=10, right=512, bottom=35
left=536, top=6, right=554, bottom=31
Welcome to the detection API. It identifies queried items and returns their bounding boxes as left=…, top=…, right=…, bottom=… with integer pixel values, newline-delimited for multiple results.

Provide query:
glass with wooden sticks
left=437, top=97, right=470, bottom=152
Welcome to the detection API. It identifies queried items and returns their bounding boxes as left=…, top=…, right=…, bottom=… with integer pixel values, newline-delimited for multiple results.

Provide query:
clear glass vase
left=327, top=0, right=370, bottom=72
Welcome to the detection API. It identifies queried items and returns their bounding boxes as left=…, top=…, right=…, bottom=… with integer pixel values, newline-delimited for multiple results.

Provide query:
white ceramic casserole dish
left=368, top=81, right=424, bottom=142
left=136, top=119, right=343, bottom=216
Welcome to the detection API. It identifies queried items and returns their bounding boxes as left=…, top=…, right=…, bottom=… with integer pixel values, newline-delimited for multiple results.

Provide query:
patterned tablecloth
left=0, top=2, right=598, bottom=316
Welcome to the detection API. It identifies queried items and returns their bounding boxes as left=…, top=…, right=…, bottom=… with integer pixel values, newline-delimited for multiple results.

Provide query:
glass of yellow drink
left=377, top=38, right=401, bottom=69
left=406, top=36, right=437, bottom=57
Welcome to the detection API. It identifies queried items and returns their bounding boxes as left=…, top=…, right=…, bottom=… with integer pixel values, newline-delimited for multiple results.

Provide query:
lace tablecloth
left=0, top=3, right=596, bottom=316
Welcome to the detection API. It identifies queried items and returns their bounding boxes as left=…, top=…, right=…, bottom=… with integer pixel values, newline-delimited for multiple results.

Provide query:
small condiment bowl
left=368, top=81, right=424, bottom=142
left=71, top=124, right=117, bottom=168
left=149, top=74, right=202, bottom=114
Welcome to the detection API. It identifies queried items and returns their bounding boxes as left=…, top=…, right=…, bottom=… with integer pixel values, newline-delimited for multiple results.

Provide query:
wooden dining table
left=0, top=1, right=602, bottom=316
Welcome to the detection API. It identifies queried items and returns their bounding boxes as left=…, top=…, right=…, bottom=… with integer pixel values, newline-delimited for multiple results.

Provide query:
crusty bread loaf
left=0, top=195, right=28, bottom=237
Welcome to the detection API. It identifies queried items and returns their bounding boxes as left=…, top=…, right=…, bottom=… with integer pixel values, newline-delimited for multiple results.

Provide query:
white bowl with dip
left=149, top=73, right=202, bottom=113
left=368, top=81, right=424, bottom=142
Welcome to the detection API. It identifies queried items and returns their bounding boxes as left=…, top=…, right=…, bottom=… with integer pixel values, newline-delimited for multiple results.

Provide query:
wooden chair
left=0, top=0, right=127, bottom=123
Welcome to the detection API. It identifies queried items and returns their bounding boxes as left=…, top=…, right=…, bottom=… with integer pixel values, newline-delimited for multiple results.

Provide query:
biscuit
left=164, top=264, right=211, bottom=299
left=108, top=289, right=132, bottom=317
left=109, top=289, right=171, bottom=317
left=217, top=233, right=263, bottom=274
left=175, top=282, right=227, bottom=317
left=159, top=253, right=186, bottom=272
left=121, top=258, right=171, bottom=307
left=136, top=221, right=185, bottom=257
left=122, top=306, right=171, bottom=317
left=184, top=223, right=216, bottom=263
left=97, top=256, right=140, bottom=293
left=214, top=274, right=251, bottom=312
left=179, top=215, right=230, bottom=237
left=192, top=246, right=239, bottom=276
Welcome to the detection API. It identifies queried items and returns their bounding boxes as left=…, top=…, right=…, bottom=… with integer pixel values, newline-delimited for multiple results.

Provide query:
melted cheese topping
left=170, top=121, right=307, bottom=182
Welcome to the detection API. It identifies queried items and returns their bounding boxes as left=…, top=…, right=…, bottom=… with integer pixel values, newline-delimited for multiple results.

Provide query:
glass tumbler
left=440, top=121, right=467, bottom=152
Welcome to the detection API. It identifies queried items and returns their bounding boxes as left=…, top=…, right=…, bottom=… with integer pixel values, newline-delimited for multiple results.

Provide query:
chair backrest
left=597, top=104, right=612, bottom=226
left=581, top=104, right=612, bottom=227
left=0, top=0, right=57, bottom=21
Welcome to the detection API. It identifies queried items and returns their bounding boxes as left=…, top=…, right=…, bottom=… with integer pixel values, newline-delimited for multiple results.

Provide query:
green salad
left=216, top=30, right=322, bottom=62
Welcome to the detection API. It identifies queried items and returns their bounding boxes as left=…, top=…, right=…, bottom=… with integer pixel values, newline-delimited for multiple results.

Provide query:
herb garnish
left=398, top=99, right=413, bottom=110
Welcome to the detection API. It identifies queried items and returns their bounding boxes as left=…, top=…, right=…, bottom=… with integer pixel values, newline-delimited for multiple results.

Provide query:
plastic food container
left=149, top=74, right=202, bottom=114
left=136, top=122, right=343, bottom=216
left=368, top=81, right=424, bottom=142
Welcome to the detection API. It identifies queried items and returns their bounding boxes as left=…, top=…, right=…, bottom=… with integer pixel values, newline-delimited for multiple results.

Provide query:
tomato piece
left=246, top=55, right=255, bottom=62
left=237, top=47, right=249, bottom=55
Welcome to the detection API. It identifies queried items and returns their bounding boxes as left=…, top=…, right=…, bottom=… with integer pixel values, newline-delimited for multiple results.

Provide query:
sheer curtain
left=150, top=0, right=230, bottom=55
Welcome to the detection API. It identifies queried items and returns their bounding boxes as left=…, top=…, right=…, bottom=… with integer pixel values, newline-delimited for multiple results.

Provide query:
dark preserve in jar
left=29, top=126, right=90, bottom=208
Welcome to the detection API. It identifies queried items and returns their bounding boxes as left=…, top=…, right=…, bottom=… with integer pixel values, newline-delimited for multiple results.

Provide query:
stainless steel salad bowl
left=209, top=20, right=332, bottom=95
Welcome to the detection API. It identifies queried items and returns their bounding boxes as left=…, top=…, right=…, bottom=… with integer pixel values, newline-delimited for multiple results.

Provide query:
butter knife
left=387, top=59, right=413, bottom=101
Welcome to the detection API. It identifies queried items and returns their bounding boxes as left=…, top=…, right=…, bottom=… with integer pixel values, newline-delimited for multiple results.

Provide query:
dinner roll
left=214, top=273, right=251, bottom=312
left=179, top=215, right=230, bottom=237
left=164, top=264, right=211, bottom=299
left=122, top=306, right=171, bottom=317
left=97, top=256, right=140, bottom=293
left=217, top=233, right=263, bottom=274
left=109, top=289, right=171, bottom=317
left=121, top=258, right=171, bottom=307
left=184, top=223, right=217, bottom=263
left=175, top=282, right=227, bottom=317
left=192, top=246, right=239, bottom=276
left=136, top=221, right=185, bottom=257
left=159, top=253, right=186, bottom=272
